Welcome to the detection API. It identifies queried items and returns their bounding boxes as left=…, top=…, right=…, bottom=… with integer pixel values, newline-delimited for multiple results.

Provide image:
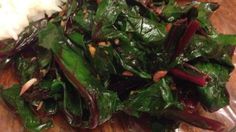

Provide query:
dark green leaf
left=16, top=46, right=52, bottom=84
left=124, top=77, right=182, bottom=117
left=1, top=85, right=52, bottom=132
left=124, top=6, right=166, bottom=43
left=74, top=9, right=95, bottom=33
left=40, top=23, right=122, bottom=128
left=211, top=34, right=236, bottom=46
left=44, top=99, right=58, bottom=115
left=38, top=23, right=64, bottom=50
left=92, top=45, right=118, bottom=81
left=183, top=35, right=234, bottom=67
left=194, top=62, right=230, bottom=112
left=63, top=83, right=83, bottom=127
left=95, top=0, right=127, bottom=25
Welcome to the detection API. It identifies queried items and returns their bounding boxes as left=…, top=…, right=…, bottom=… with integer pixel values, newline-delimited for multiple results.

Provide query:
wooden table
left=0, top=0, right=235, bottom=132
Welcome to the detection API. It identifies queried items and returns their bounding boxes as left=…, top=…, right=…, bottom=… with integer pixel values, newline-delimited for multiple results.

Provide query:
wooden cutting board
left=0, top=0, right=236, bottom=132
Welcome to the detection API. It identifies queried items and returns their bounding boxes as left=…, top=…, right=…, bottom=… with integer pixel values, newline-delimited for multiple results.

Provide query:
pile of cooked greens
left=0, top=0, right=236, bottom=131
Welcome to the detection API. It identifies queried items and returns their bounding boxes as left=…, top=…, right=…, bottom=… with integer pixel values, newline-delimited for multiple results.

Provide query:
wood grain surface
left=0, top=0, right=236, bottom=132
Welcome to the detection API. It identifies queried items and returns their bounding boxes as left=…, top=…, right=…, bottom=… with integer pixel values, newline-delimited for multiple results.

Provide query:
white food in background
left=0, top=0, right=66, bottom=40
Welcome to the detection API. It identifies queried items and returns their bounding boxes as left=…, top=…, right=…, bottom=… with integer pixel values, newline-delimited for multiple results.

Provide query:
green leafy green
left=124, top=77, right=182, bottom=117
left=38, top=23, right=64, bottom=50
left=63, top=82, right=83, bottom=127
left=91, top=45, right=118, bottom=81
left=124, top=6, right=166, bottom=43
left=162, top=0, right=186, bottom=22
left=38, top=23, right=122, bottom=128
left=183, top=35, right=234, bottom=66
left=1, top=85, right=52, bottom=132
left=16, top=46, right=52, bottom=84
left=95, top=0, right=127, bottom=25
left=0, top=0, right=235, bottom=131
left=194, top=62, right=230, bottom=112
left=44, top=99, right=58, bottom=115
left=74, top=5, right=96, bottom=33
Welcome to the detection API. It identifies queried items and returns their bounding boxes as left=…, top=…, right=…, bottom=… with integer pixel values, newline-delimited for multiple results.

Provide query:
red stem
left=164, top=110, right=225, bottom=132
left=174, top=20, right=200, bottom=57
left=170, top=68, right=209, bottom=87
